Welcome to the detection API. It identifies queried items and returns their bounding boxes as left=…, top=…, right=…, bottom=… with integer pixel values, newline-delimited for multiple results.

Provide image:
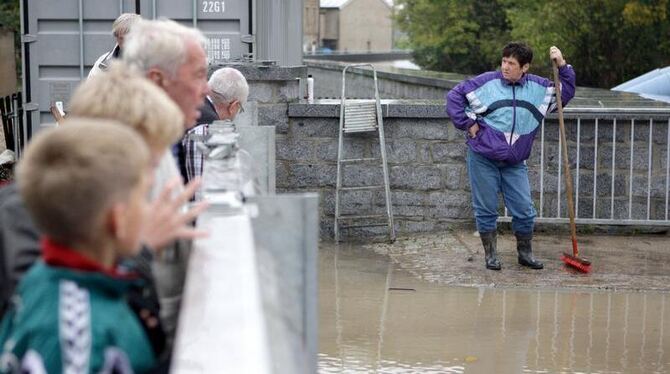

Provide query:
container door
left=21, top=0, right=136, bottom=133
left=139, top=0, right=251, bottom=64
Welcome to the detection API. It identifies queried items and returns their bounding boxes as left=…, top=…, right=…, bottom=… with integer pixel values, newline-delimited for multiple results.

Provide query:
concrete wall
left=0, top=30, right=17, bottom=97
left=306, top=60, right=461, bottom=99
left=339, top=0, right=392, bottom=52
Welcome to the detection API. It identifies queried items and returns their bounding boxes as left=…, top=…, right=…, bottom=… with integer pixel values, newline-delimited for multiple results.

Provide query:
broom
left=552, top=59, right=592, bottom=273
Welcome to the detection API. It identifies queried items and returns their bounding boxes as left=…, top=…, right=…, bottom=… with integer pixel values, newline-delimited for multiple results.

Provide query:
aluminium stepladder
left=334, top=64, right=395, bottom=242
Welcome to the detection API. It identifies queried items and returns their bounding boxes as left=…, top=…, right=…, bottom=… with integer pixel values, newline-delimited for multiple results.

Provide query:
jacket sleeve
left=0, top=305, right=57, bottom=374
left=0, top=185, right=41, bottom=313
left=446, top=81, right=476, bottom=131
left=446, top=72, right=495, bottom=131
left=553, top=64, right=576, bottom=109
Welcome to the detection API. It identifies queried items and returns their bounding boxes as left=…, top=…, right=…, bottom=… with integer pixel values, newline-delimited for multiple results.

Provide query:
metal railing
left=500, top=107, right=670, bottom=226
left=0, top=92, right=25, bottom=156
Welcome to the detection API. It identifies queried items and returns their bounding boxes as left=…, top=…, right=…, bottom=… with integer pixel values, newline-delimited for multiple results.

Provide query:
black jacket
left=0, top=184, right=39, bottom=317
left=196, top=97, right=219, bottom=126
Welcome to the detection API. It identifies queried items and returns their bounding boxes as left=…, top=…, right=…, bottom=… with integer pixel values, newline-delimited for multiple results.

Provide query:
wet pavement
left=318, top=231, right=670, bottom=373
left=363, top=230, right=670, bottom=292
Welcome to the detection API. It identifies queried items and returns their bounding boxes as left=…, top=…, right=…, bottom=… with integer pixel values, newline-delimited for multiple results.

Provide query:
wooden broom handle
left=552, top=60, right=579, bottom=256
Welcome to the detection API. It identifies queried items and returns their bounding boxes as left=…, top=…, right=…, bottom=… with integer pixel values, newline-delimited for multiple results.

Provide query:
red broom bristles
left=562, top=253, right=592, bottom=273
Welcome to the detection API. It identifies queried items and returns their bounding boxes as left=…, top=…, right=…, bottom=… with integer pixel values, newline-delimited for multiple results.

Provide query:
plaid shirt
left=181, top=96, right=220, bottom=183
left=182, top=123, right=208, bottom=183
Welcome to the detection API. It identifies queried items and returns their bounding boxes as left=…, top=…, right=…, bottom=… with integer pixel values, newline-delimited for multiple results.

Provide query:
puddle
left=319, top=244, right=670, bottom=373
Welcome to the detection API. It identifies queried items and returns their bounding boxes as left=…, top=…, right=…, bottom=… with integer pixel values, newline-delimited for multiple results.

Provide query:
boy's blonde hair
left=17, top=118, right=150, bottom=247
left=69, top=62, right=184, bottom=151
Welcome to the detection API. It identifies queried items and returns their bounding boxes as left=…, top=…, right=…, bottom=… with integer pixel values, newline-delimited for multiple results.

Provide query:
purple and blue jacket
left=446, top=65, right=576, bottom=164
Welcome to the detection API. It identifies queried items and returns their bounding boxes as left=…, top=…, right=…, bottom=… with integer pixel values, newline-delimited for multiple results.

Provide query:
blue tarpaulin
left=612, top=67, right=670, bottom=103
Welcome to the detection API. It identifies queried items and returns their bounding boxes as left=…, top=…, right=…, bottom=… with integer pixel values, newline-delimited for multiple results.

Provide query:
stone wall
left=280, top=102, right=467, bottom=238
left=278, top=101, right=670, bottom=238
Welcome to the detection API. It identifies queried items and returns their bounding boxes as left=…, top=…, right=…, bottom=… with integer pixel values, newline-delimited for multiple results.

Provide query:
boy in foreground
left=0, top=120, right=157, bottom=373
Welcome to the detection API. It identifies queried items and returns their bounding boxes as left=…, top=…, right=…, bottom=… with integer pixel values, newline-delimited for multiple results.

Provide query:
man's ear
left=522, top=63, right=530, bottom=74
left=231, top=100, right=240, bottom=112
left=146, top=68, right=167, bottom=88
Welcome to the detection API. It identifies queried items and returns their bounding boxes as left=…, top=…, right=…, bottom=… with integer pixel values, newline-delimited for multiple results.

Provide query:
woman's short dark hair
left=502, top=42, right=533, bottom=66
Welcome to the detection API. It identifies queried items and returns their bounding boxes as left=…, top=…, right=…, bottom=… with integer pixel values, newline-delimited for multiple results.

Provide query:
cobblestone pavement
left=333, top=230, right=670, bottom=292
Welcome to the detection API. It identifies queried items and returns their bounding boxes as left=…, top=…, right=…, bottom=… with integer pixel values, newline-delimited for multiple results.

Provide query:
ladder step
left=339, top=157, right=380, bottom=163
left=344, top=116, right=377, bottom=126
left=343, top=127, right=377, bottom=133
left=340, top=223, right=390, bottom=229
left=345, top=113, right=376, bottom=119
left=339, top=186, right=384, bottom=191
left=337, top=214, right=387, bottom=221
left=345, top=122, right=377, bottom=129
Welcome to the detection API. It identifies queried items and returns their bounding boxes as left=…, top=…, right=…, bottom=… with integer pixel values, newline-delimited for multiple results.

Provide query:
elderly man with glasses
left=183, top=67, right=249, bottom=184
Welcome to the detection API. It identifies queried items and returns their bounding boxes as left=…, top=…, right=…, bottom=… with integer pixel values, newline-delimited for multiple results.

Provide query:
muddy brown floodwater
left=319, top=233, right=670, bottom=374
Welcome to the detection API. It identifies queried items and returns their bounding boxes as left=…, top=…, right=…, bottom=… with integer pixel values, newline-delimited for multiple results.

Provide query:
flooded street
left=318, top=241, right=670, bottom=373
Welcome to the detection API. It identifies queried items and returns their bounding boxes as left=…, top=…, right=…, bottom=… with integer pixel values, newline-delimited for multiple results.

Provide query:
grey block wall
left=281, top=102, right=670, bottom=239
left=282, top=102, right=471, bottom=238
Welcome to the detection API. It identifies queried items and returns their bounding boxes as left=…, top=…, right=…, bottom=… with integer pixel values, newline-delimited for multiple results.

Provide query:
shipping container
left=20, top=0, right=302, bottom=134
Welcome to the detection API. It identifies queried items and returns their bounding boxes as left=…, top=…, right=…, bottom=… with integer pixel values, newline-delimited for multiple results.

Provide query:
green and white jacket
left=0, top=239, right=156, bottom=373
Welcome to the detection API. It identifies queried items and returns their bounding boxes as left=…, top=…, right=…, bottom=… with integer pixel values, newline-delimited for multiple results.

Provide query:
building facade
left=318, top=0, right=393, bottom=52
left=304, top=0, right=320, bottom=53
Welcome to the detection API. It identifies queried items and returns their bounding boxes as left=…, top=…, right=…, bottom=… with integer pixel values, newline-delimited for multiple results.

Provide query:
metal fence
left=501, top=107, right=670, bottom=226
left=0, top=92, right=26, bottom=156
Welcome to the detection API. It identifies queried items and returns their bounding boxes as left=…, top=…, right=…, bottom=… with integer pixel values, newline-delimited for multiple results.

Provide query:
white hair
left=208, top=67, right=249, bottom=106
left=112, top=13, right=141, bottom=38
left=123, top=19, right=207, bottom=77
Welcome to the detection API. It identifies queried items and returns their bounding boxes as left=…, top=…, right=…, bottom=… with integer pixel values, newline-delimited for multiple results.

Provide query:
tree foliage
left=396, top=0, right=670, bottom=87
left=0, top=0, right=19, bottom=32
left=395, top=0, right=511, bottom=74
left=0, top=0, right=21, bottom=83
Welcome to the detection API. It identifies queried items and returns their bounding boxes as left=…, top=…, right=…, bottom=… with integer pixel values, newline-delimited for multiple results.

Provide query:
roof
left=320, top=0, right=392, bottom=9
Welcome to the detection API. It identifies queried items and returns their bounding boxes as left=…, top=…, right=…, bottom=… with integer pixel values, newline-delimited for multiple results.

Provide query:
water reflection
left=319, top=245, right=670, bottom=373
